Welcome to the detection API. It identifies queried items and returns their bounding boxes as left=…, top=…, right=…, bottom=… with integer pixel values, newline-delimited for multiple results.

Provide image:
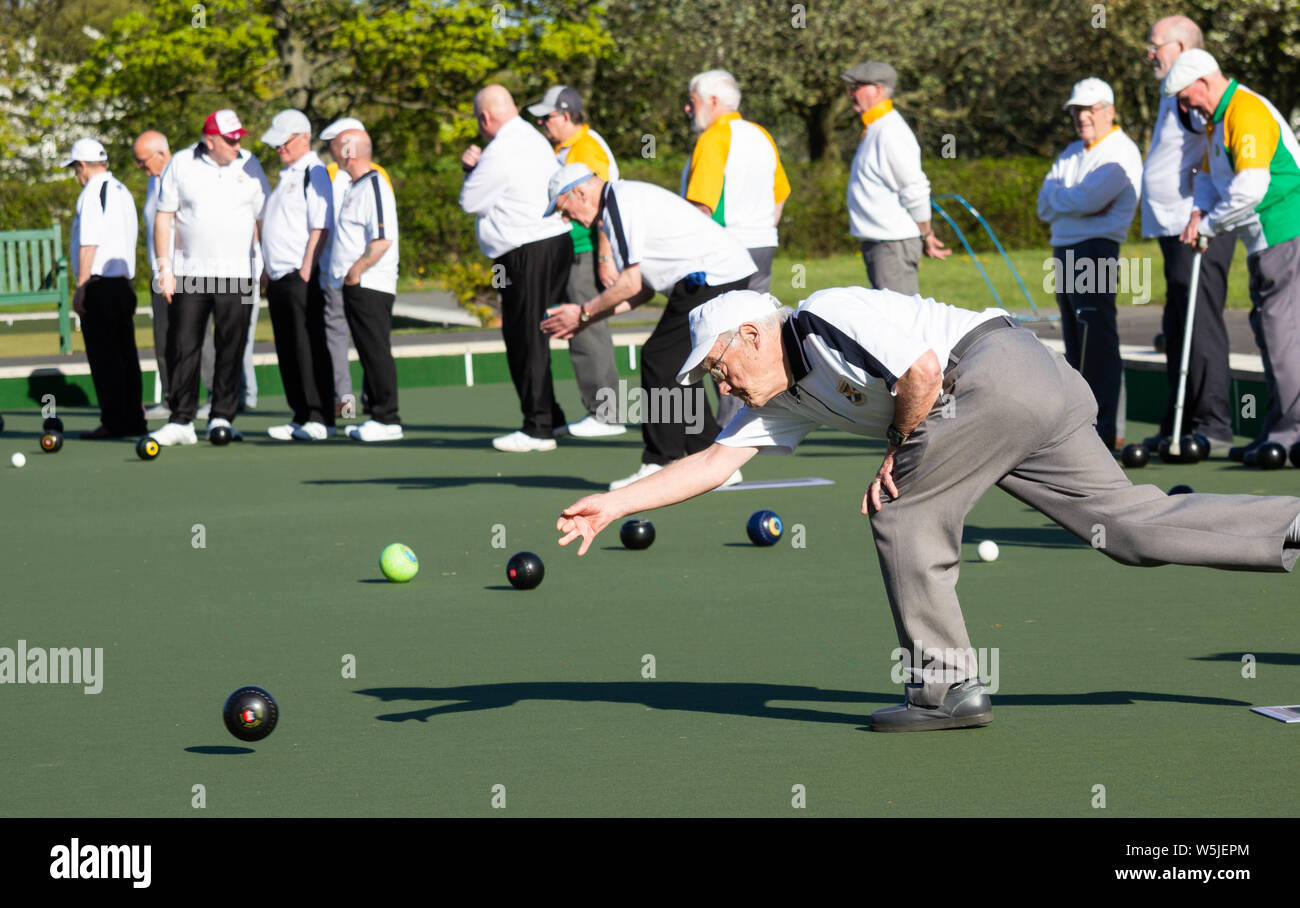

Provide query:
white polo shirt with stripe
left=715, top=286, right=1008, bottom=451
left=156, top=143, right=270, bottom=279
left=72, top=171, right=138, bottom=280
left=599, top=179, right=756, bottom=294
left=459, top=114, right=570, bottom=259
left=329, top=169, right=399, bottom=294
left=262, top=151, right=332, bottom=281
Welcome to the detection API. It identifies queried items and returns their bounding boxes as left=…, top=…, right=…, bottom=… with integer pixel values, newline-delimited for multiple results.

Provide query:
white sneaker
left=717, top=469, right=743, bottom=489
left=293, top=421, right=337, bottom=441
left=196, top=402, right=211, bottom=419
left=609, top=461, right=663, bottom=490
left=144, top=404, right=171, bottom=420
left=564, top=415, right=628, bottom=438
left=206, top=417, right=243, bottom=441
left=150, top=421, right=197, bottom=446
left=492, top=430, right=557, bottom=452
left=346, top=419, right=403, bottom=442
left=268, top=422, right=302, bottom=441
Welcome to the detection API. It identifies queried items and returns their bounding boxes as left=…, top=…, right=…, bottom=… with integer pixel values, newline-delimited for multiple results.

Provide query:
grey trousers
left=716, top=246, right=779, bottom=430
left=1247, top=234, right=1300, bottom=449
left=200, top=297, right=259, bottom=407
left=567, top=251, right=621, bottom=422
left=860, top=237, right=922, bottom=296
left=870, top=324, right=1300, bottom=709
left=321, top=282, right=355, bottom=407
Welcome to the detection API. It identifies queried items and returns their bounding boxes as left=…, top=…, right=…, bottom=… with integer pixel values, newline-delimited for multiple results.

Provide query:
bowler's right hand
left=158, top=269, right=175, bottom=303
left=558, top=495, right=618, bottom=556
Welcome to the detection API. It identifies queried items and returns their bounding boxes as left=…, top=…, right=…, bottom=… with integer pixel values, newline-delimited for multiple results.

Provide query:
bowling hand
left=558, top=495, right=616, bottom=556
left=863, top=451, right=899, bottom=515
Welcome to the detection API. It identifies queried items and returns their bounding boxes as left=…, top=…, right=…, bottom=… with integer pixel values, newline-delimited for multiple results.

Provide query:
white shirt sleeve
left=715, top=403, right=817, bottom=455
left=246, top=156, right=271, bottom=220
left=1044, top=160, right=1135, bottom=218
left=156, top=157, right=180, bottom=214
left=77, top=183, right=108, bottom=247
left=1202, top=168, right=1269, bottom=237
left=1037, top=155, right=1067, bottom=222
left=459, top=143, right=509, bottom=216
left=307, top=165, right=331, bottom=232
left=887, top=129, right=932, bottom=222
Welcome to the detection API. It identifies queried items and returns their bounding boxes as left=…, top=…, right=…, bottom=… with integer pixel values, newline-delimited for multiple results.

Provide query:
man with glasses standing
left=132, top=130, right=174, bottom=419
left=1140, top=16, right=1236, bottom=456
left=1037, top=78, right=1143, bottom=451
left=259, top=109, right=336, bottom=441
left=841, top=61, right=949, bottom=295
left=150, top=109, right=270, bottom=447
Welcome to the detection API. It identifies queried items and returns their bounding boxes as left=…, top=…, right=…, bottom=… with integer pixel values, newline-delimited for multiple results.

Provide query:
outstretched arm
left=558, top=442, right=758, bottom=555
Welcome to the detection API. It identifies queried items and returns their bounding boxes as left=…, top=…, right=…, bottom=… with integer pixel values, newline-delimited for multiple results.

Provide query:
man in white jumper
left=1037, top=78, right=1143, bottom=450
left=1141, top=16, right=1236, bottom=455
left=841, top=61, right=949, bottom=295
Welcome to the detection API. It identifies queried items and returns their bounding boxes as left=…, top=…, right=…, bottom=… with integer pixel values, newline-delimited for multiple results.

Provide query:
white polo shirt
left=156, top=143, right=270, bottom=279
left=715, top=286, right=1008, bottom=451
left=1141, top=96, right=1205, bottom=238
left=71, top=171, right=138, bottom=281
left=599, top=179, right=756, bottom=294
left=459, top=115, right=570, bottom=259
left=262, top=151, right=332, bottom=281
left=329, top=169, right=399, bottom=294
left=847, top=102, right=932, bottom=242
left=1036, top=126, right=1143, bottom=247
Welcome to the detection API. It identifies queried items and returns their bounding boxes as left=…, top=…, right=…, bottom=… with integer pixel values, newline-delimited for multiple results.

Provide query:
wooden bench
left=0, top=224, right=72, bottom=354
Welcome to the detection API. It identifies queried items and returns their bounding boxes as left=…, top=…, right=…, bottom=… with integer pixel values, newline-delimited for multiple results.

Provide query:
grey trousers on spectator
left=566, top=251, right=621, bottom=422
left=871, top=322, right=1300, bottom=709
left=716, top=245, right=780, bottom=430
left=1247, top=234, right=1300, bottom=449
left=321, top=282, right=355, bottom=410
left=200, top=297, right=259, bottom=408
left=860, top=237, right=922, bottom=296
left=151, top=290, right=170, bottom=401
left=1055, top=238, right=1124, bottom=448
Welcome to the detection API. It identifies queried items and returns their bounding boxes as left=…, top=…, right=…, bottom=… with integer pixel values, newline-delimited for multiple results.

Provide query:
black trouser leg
left=165, top=289, right=215, bottom=424
left=210, top=288, right=253, bottom=423
left=1054, top=241, right=1122, bottom=448
left=497, top=233, right=571, bottom=437
left=342, top=285, right=399, bottom=424
left=81, top=277, right=146, bottom=435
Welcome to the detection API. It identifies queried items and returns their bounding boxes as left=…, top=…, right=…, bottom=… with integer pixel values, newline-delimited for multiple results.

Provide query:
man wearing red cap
left=150, top=109, right=271, bottom=447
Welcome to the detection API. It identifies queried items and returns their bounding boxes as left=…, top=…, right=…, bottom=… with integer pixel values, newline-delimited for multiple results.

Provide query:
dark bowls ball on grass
left=1120, top=443, right=1149, bottom=468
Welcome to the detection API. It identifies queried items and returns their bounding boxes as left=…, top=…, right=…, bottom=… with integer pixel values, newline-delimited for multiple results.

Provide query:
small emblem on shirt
left=837, top=380, right=866, bottom=406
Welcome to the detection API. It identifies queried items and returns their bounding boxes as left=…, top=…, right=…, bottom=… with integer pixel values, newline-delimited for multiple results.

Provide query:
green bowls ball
left=379, top=543, right=419, bottom=582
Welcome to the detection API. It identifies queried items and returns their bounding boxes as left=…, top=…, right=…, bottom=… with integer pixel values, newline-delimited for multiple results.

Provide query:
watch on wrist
left=887, top=424, right=908, bottom=448
left=578, top=305, right=591, bottom=325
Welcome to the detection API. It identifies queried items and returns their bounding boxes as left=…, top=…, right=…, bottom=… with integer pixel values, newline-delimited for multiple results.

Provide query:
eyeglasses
left=706, top=333, right=739, bottom=383
left=1146, top=39, right=1179, bottom=56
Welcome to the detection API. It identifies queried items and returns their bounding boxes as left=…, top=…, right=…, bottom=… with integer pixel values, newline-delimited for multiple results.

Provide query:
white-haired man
left=133, top=129, right=174, bottom=419
left=1166, top=50, right=1300, bottom=464
left=556, top=287, right=1300, bottom=732
left=1141, top=15, right=1236, bottom=455
left=841, top=61, right=949, bottom=295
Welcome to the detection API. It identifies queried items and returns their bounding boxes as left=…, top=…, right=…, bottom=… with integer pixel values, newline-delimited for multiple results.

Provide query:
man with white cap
left=63, top=138, right=146, bottom=439
left=529, top=84, right=626, bottom=439
left=1037, top=77, right=1143, bottom=451
left=329, top=129, right=402, bottom=441
left=151, top=109, right=271, bottom=446
left=460, top=84, right=573, bottom=452
left=1141, top=16, right=1237, bottom=456
left=540, top=162, right=755, bottom=489
left=555, top=286, right=1300, bottom=732
left=1164, top=49, right=1300, bottom=465
left=260, top=109, right=337, bottom=441
left=317, top=117, right=395, bottom=419
left=840, top=61, right=949, bottom=295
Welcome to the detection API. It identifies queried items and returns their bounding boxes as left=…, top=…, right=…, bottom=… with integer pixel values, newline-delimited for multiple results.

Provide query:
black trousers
left=166, top=281, right=253, bottom=423
left=1156, top=233, right=1235, bottom=439
left=268, top=270, right=335, bottom=426
left=1054, top=239, right=1122, bottom=449
left=640, top=276, right=750, bottom=465
left=497, top=233, right=572, bottom=437
left=342, top=284, right=399, bottom=424
left=81, top=276, right=146, bottom=435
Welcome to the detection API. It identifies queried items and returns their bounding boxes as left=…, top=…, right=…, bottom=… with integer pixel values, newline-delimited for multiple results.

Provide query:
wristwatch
left=887, top=424, right=908, bottom=448
left=578, top=305, right=591, bottom=326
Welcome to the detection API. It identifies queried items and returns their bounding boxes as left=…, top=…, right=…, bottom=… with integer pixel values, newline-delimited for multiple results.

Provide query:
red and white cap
left=203, top=109, right=249, bottom=141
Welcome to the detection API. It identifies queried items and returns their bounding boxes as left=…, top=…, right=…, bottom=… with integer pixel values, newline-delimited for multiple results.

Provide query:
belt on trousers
left=945, top=315, right=1018, bottom=374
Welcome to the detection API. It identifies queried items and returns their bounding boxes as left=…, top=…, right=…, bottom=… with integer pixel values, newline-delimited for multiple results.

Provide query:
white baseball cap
left=261, top=109, right=312, bottom=147
left=59, top=138, right=108, bottom=167
left=676, top=290, right=785, bottom=385
left=320, top=117, right=365, bottom=141
left=544, top=162, right=596, bottom=216
left=1064, top=77, right=1114, bottom=109
left=1162, top=49, right=1220, bottom=96
left=527, top=86, right=583, bottom=118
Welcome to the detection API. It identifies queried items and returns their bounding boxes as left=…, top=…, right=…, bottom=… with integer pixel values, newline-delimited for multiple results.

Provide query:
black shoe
left=1142, top=434, right=1169, bottom=452
left=1230, top=442, right=1260, bottom=463
left=870, top=679, right=993, bottom=733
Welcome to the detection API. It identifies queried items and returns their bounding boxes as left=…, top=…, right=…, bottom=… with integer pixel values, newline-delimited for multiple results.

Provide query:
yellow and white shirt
left=681, top=112, right=790, bottom=249
left=555, top=124, right=619, bottom=254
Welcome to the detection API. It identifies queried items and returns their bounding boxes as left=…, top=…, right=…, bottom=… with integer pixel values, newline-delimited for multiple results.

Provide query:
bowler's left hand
left=864, top=450, right=899, bottom=514
left=922, top=235, right=951, bottom=260
left=541, top=303, right=581, bottom=340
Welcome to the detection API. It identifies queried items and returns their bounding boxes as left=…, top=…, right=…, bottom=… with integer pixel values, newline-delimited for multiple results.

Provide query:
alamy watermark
left=595, top=380, right=707, bottom=434
left=890, top=640, right=1000, bottom=693
left=0, top=640, right=103, bottom=694
left=1042, top=250, right=1151, bottom=305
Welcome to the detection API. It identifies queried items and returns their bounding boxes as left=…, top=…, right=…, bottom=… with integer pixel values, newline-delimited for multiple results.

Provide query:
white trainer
left=196, top=402, right=211, bottom=419
left=609, top=461, right=663, bottom=490
left=346, top=419, right=403, bottom=442
left=267, top=422, right=301, bottom=441
left=717, top=469, right=743, bottom=488
left=150, top=421, right=198, bottom=446
left=564, top=415, right=627, bottom=438
left=492, top=430, right=557, bottom=452
left=144, top=404, right=171, bottom=420
left=294, top=421, right=337, bottom=441
left=206, top=417, right=243, bottom=441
